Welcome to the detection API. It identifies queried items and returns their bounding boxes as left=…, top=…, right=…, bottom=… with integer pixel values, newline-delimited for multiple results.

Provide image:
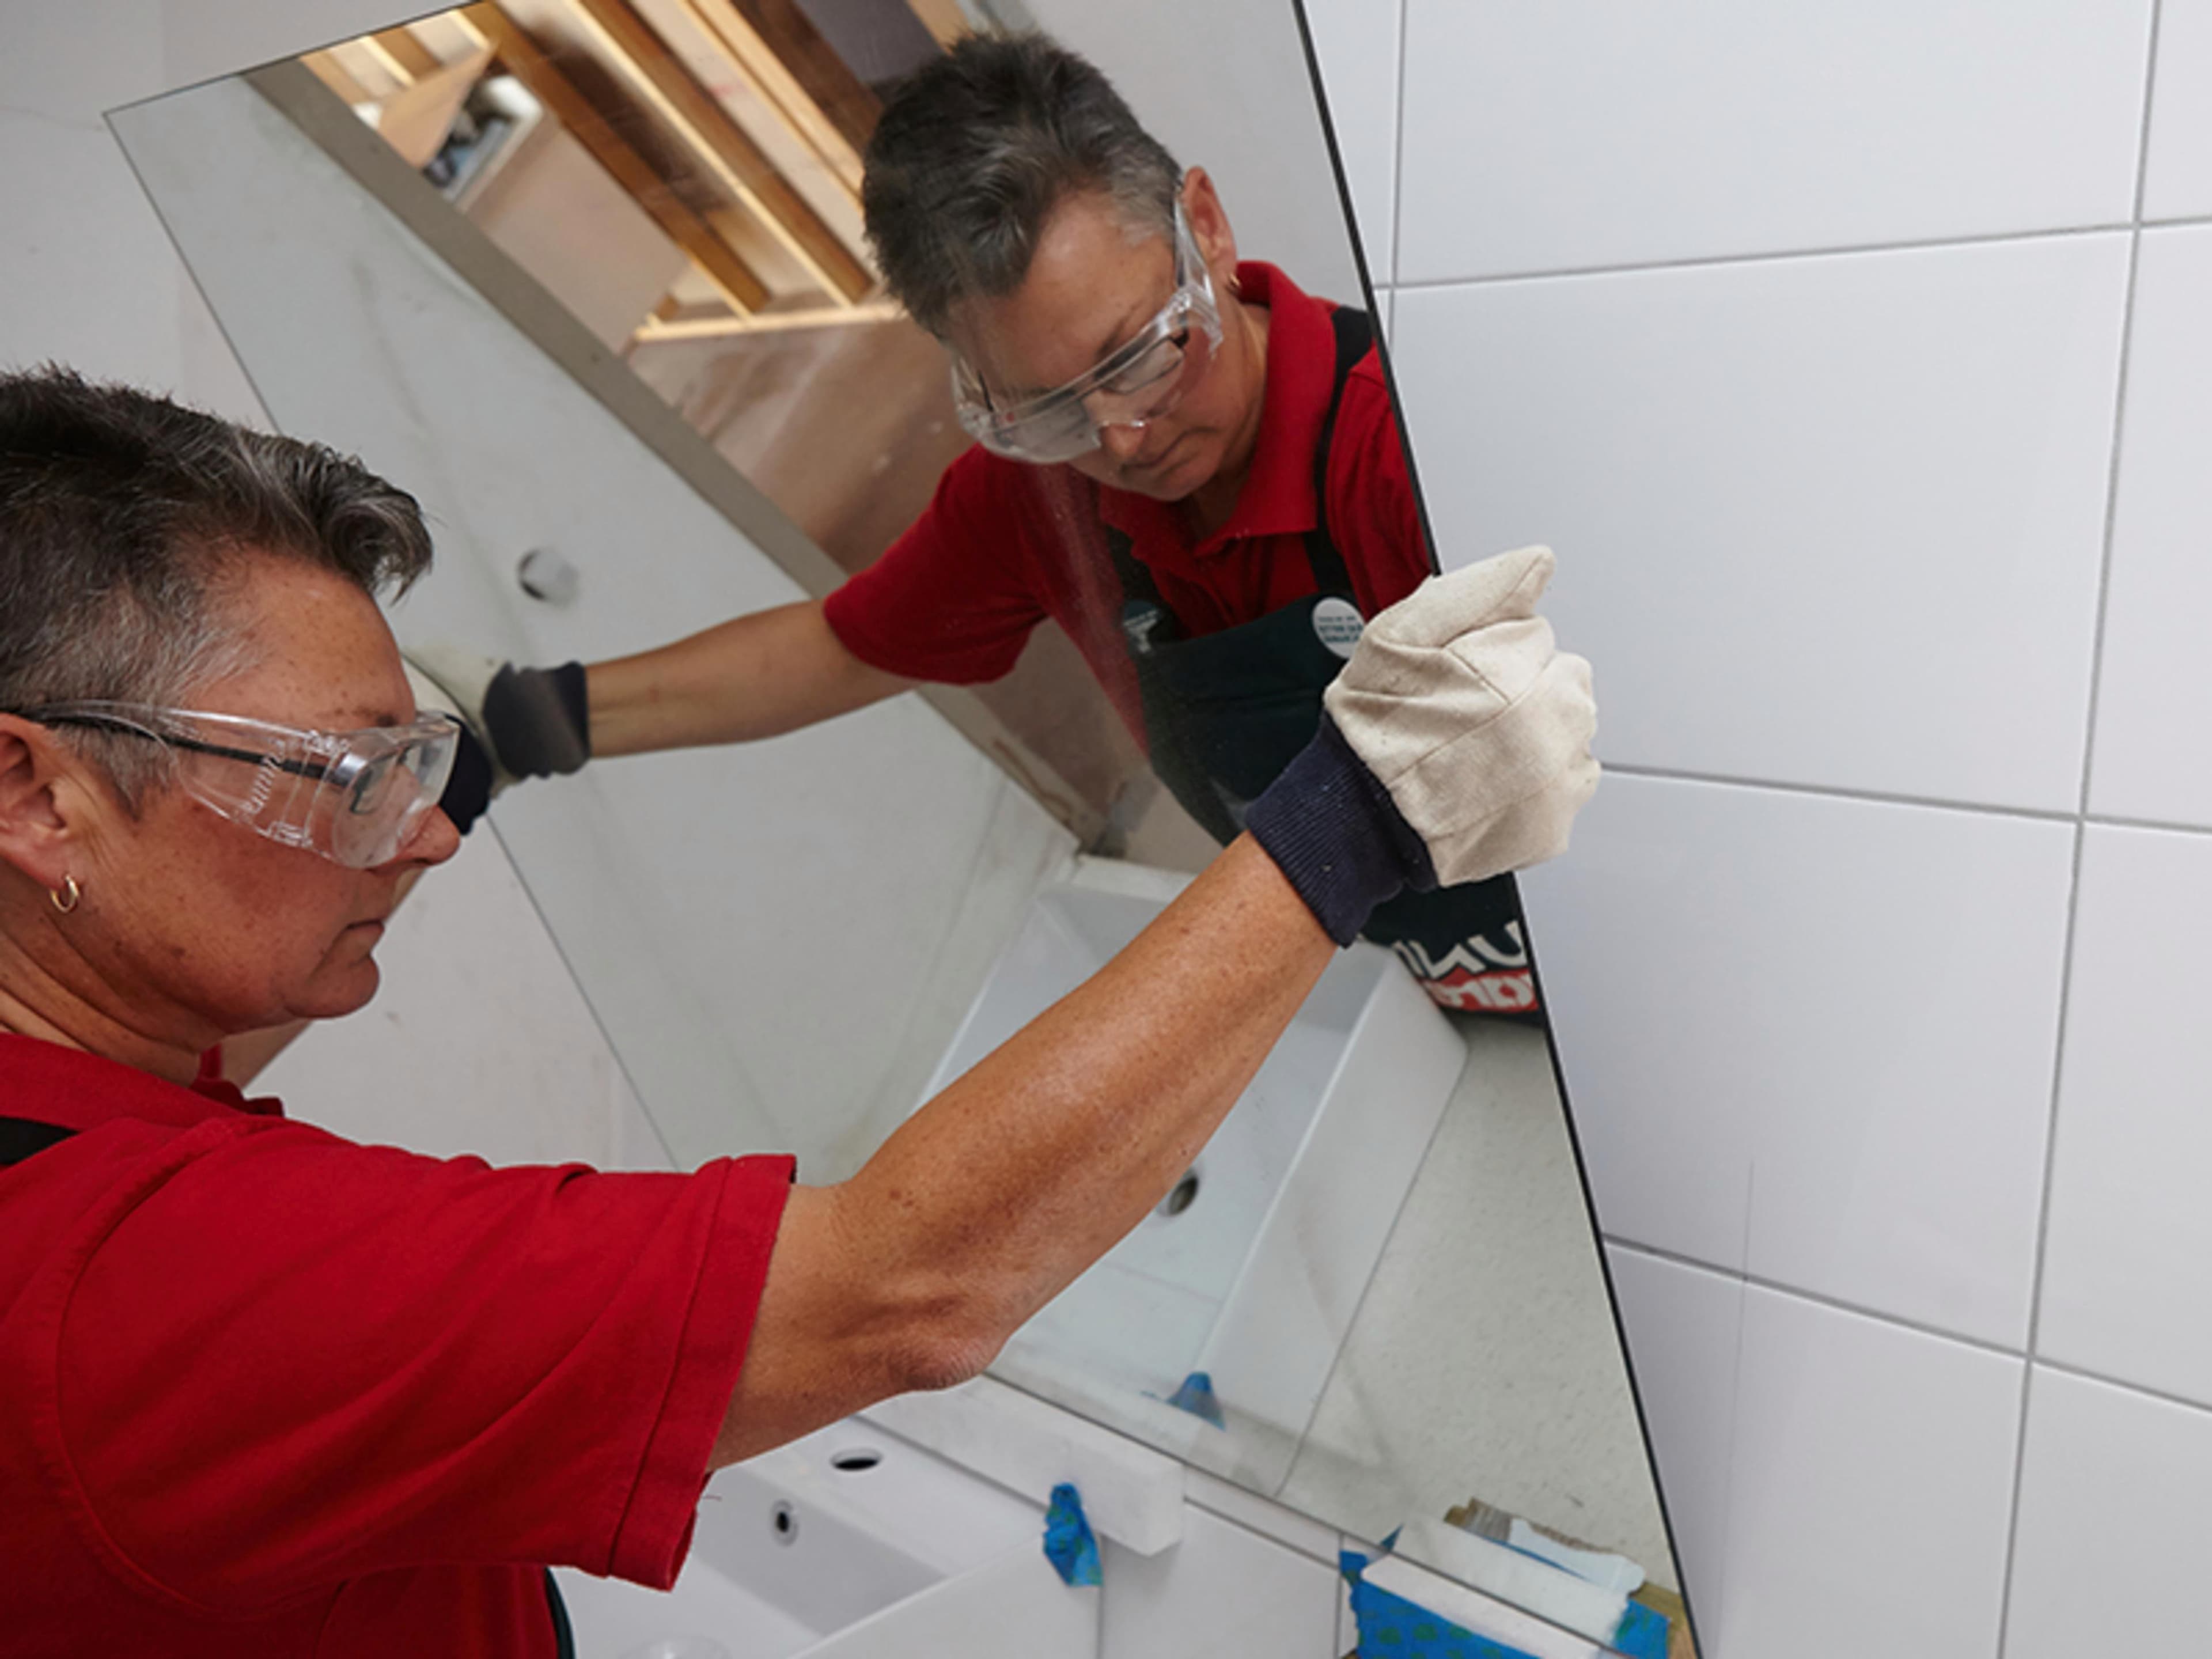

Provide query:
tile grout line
left=2084, top=809, right=2212, bottom=839
left=1602, top=761, right=2212, bottom=844
left=2032, top=1353, right=2212, bottom=1421
left=1611, top=1233, right=2212, bottom=1421
left=1393, top=218, right=2152, bottom=293
left=1597, top=762, right=2081, bottom=825
left=1603, top=1234, right=2028, bottom=1362
left=1991, top=817, right=2087, bottom=1659
left=1998, top=8, right=2161, bottom=1639
left=1387, top=0, right=1411, bottom=290
left=1707, top=1161, right=1757, bottom=1642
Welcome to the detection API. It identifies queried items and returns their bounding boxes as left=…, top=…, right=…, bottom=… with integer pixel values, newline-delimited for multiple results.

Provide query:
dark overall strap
left=543, top=1569, right=576, bottom=1659
left=1302, top=302, right=1374, bottom=601
left=0, top=1116, right=77, bottom=1166
left=1105, top=303, right=1377, bottom=615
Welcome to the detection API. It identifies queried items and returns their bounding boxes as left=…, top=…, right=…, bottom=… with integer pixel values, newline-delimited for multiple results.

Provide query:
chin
left=1123, top=450, right=1212, bottom=502
left=295, top=958, right=383, bottom=1022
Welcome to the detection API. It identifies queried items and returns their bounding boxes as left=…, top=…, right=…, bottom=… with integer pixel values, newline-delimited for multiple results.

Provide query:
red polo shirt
left=0, top=1033, right=793, bottom=1657
left=822, top=262, right=1430, bottom=740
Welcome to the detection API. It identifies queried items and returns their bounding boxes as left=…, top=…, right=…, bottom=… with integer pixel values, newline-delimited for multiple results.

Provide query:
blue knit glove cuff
left=1245, top=715, right=1438, bottom=946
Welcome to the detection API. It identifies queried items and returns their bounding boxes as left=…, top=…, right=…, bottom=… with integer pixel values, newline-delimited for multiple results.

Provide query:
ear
left=0, top=717, right=89, bottom=894
left=1180, top=168, right=1238, bottom=280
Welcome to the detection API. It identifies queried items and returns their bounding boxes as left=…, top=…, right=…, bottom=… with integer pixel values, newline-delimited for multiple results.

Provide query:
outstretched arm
left=714, top=832, right=1331, bottom=1463
left=586, top=599, right=914, bottom=758
left=709, top=545, right=1600, bottom=1465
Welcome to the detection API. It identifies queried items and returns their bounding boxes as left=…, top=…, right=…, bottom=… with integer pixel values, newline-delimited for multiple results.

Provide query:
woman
left=431, top=31, right=1539, bottom=1018
left=0, top=368, right=1596, bottom=1654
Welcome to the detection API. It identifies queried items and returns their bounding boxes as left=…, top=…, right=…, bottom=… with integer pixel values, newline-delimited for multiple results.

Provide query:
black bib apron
left=1105, top=307, right=1539, bottom=1018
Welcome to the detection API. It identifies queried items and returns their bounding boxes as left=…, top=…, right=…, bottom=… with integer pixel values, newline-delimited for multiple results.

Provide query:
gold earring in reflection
left=50, top=876, right=81, bottom=916
left=1226, top=270, right=1241, bottom=298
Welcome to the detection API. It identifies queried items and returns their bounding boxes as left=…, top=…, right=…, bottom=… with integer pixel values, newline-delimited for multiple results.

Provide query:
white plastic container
left=554, top=1421, right=1094, bottom=1659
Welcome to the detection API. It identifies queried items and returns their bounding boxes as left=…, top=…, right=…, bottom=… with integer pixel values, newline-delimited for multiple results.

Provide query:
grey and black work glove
left=402, top=645, right=592, bottom=835
left=1245, top=546, right=1599, bottom=944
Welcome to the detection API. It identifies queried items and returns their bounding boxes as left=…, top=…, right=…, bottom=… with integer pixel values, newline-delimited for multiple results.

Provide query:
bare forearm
left=716, top=836, right=1333, bottom=1463
left=586, top=600, right=912, bottom=757
left=714, top=548, right=1599, bottom=1467
left=863, top=835, right=1334, bottom=1310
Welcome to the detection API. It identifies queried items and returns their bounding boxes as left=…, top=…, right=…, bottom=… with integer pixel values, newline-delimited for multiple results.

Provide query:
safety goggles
left=23, top=700, right=459, bottom=870
left=950, top=201, right=1225, bottom=465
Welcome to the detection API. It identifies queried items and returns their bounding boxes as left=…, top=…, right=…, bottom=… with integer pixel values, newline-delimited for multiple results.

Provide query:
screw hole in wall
left=1157, top=1169, right=1200, bottom=1218
left=770, top=1500, right=798, bottom=1544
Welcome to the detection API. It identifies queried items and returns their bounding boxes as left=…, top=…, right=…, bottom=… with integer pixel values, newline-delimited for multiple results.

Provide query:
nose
left=397, top=805, right=463, bottom=870
left=1096, top=419, right=1150, bottom=463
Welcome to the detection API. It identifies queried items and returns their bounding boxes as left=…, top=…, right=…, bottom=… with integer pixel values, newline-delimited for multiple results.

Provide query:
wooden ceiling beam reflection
left=691, top=0, right=879, bottom=168
left=303, top=48, right=378, bottom=109
left=559, top=0, right=874, bottom=304
left=464, top=2, right=771, bottom=314
left=902, top=0, right=968, bottom=50
left=634, top=294, right=903, bottom=340
left=369, top=26, right=445, bottom=82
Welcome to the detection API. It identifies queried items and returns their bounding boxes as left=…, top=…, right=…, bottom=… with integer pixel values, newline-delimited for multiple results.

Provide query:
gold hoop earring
left=51, top=876, right=81, bottom=916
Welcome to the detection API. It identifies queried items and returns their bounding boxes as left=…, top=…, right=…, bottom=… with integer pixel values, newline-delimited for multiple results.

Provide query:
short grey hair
left=862, top=32, right=1183, bottom=338
left=0, top=366, right=432, bottom=805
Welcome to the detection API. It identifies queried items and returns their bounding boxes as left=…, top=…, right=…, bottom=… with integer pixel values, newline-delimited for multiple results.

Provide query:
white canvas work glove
left=1327, top=544, right=1597, bottom=884
left=1245, top=546, right=1599, bottom=943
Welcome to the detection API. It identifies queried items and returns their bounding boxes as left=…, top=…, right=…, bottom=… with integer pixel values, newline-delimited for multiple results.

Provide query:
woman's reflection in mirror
left=420, top=32, right=1541, bottom=1020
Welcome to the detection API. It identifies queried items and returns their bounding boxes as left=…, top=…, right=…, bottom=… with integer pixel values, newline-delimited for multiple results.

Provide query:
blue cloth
left=1165, top=1370, right=1226, bottom=1427
left=1340, top=1551, right=1537, bottom=1659
left=1043, top=1483, right=1102, bottom=1587
left=1338, top=1550, right=1673, bottom=1659
left=1612, top=1601, right=1672, bottom=1658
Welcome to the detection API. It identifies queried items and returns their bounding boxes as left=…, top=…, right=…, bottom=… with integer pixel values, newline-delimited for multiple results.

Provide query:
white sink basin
left=554, top=1422, right=1094, bottom=1658
left=918, top=857, right=1468, bottom=1495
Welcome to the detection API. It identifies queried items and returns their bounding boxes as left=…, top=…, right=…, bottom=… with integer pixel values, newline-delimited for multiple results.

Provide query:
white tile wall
left=1394, top=0, right=2152, bottom=282
left=1296, top=0, right=1399, bottom=283
left=1394, top=235, right=2130, bottom=811
left=1526, top=774, right=2073, bottom=1343
left=1100, top=1505, right=1340, bottom=1659
left=2004, top=1366, right=2212, bottom=1659
left=3, top=0, right=161, bottom=115
left=1316, top=0, right=2212, bottom=1649
left=2143, top=0, right=2212, bottom=220
left=1603, top=1247, right=1739, bottom=1639
left=1719, top=1289, right=2022, bottom=1659
left=2038, top=825, right=2212, bottom=1406
left=2086, top=226, right=2212, bottom=827
left=156, top=0, right=422, bottom=89
left=2, top=105, right=190, bottom=384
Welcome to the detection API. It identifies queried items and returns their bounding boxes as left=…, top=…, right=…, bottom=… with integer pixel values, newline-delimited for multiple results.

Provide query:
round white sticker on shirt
left=1313, top=596, right=1365, bottom=660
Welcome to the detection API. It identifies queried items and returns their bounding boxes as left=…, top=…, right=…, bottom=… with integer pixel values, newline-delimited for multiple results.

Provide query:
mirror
left=114, top=5, right=1696, bottom=1650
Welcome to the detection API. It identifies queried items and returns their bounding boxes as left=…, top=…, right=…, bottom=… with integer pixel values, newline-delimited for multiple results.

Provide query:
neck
left=0, top=919, right=208, bottom=1085
left=1185, top=296, right=1271, bottom=537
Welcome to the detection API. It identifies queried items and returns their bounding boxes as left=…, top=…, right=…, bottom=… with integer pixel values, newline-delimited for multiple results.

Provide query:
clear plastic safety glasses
left=950, top=201, right=1225, bottom=465
left=25, top=701, right=459, bottom=870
